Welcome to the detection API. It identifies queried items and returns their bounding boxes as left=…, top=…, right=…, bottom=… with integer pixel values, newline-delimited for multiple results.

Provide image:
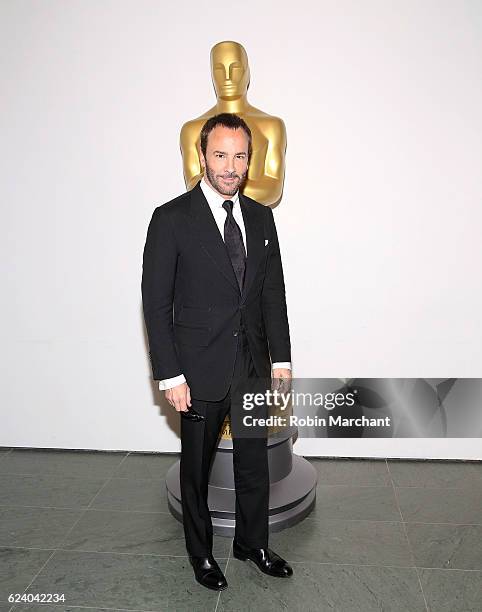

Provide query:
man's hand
left=165, top=382, right=192, bottom=412
left=272, top=368, right=292, bottom=380
left=271, top=368, right=292, bottom=393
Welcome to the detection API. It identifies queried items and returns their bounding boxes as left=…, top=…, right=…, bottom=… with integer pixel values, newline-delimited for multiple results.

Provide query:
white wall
left=1, top=0, right=481, bottom=459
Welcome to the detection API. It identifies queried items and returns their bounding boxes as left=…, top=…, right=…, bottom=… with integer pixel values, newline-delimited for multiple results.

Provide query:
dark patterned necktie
left=222, top=199, right=246, bottom=292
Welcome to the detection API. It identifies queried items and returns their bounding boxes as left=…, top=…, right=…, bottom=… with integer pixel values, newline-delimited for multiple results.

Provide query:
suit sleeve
left=141, top=206, right=182, bottom=381
left=261, top=207, right=291, bottom=364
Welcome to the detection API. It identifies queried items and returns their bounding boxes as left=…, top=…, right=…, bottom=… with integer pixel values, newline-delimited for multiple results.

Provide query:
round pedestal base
left=165, top=437, right=317, bottom=536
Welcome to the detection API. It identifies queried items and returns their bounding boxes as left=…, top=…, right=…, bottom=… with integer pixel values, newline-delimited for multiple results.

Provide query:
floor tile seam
left=0, top=472, right=171, bottom=481
left=1, top=544, right=228, bottom=559
left=386, top=459, right=430, bottom=612
left=0, top=504, right=174, bottom=515
left=302, top=516, right=482, bottom=526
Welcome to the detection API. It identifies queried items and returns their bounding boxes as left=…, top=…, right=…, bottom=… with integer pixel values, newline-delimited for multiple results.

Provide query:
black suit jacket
left=141, top=180, right=291, bottom=401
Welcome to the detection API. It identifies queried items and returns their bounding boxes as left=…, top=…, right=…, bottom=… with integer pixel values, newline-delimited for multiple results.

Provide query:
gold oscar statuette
left=180, top=40, right=287, bottom=207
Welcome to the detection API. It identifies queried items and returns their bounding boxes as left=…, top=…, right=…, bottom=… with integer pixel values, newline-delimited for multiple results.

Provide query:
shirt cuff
left=158, top=374, right=186, bottom=391
left=272, top=362, right=292, bottom=370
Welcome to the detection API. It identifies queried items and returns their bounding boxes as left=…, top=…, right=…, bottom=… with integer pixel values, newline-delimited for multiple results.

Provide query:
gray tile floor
left=0, top=448, right=481, bottom=611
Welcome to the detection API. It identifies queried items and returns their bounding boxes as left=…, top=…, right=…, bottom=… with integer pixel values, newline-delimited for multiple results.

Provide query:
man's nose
left=224, top=156, right=235, bottom=172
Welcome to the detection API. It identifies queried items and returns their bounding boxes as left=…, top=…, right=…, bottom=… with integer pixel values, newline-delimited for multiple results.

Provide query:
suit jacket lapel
left=239, top=192, right=265, bottom=301
left=188, top=182, right=240, bottom=293
left=188, top=182, right=266, bottom=301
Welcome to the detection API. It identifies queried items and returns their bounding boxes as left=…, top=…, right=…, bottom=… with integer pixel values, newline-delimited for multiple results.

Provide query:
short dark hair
left=200, top=113, right=252, bottom=161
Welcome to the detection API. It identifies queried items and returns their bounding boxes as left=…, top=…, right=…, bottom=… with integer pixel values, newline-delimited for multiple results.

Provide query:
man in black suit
left=142, top=113, right=293, bottom=591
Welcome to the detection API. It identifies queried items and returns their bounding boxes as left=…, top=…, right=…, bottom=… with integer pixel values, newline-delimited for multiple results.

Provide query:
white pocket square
left=265, top=239, right=269, bottom=246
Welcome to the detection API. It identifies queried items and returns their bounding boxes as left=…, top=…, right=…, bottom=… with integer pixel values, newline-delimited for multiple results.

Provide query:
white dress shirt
left=158, top=176, right=291, bottom=391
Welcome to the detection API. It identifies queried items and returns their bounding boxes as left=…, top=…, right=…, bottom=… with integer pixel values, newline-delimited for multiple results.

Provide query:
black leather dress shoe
left=233, top=540, right=293, bottom=577
left=189, top=555, right=228, bottom=591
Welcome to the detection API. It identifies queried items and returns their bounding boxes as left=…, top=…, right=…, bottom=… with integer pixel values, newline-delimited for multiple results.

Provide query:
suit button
left=233, top=330, right=239, bottom=337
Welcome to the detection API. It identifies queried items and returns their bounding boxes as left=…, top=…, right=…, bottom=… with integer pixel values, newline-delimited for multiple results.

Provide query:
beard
left=204, top=163, right=248, bottom=196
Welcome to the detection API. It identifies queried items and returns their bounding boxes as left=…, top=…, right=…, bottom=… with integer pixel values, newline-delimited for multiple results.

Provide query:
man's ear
left=198, top=146, right=205, bottom=171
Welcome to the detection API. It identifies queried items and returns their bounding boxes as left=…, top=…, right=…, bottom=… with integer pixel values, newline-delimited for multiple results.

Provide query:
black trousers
left=179, top=330, right=269, bottom=556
